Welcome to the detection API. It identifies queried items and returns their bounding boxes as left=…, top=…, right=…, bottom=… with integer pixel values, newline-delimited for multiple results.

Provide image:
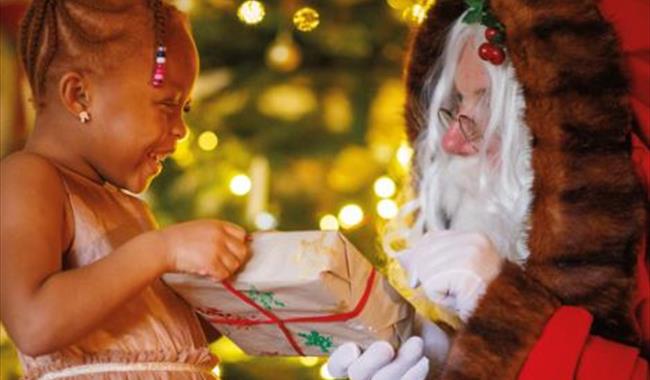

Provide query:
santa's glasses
left=437, top=108, right=484, bottom=152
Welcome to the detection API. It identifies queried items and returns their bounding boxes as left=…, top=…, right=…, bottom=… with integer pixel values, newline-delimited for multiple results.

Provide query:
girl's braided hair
left=19, top=0, right=171, bottom=108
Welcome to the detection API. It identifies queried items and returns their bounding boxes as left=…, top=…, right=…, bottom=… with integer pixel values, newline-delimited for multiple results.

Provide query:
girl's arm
left=0, top=153, right=170, bottom=356
left=0, top=153, right=248, bottom=356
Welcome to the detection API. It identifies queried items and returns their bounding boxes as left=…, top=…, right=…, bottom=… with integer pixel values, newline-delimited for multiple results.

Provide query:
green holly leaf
left=482, top=12, right=504, bottom=30
left=462, top=8, right=483, bottom=24
left=462, top=0, right=484, bottom=24
left=464, top=0, right=484, bottom=8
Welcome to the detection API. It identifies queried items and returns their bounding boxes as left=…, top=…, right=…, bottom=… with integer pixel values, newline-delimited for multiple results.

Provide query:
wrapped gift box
left=163, top=230, right=413, bottom=356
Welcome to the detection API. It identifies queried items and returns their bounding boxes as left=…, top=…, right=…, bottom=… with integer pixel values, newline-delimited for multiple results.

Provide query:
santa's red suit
left=404, top=0, right=649, bottom=379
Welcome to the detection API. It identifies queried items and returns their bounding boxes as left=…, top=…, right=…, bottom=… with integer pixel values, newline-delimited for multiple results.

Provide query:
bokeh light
left=174, top=0, right=195, bottom=13
left=396, top=142, right=414, bottom=168
left=254, top=212, right=278, bottom=230
left=230, top=174, right=252, bottom=196
left=237, top=0, right=266, bottom=25
left=338, top=204, right=364, bottom=229
left=266, top=34, right=302, bottom=72
left=320, top=363, right=336, bottom=379
left=373, top=176, right=396, bottom=198
left=319, top=214, right=340, bottom=231
left=293, top=7, right=320, bottom=32
left=377, top=199, right=399, bottom=219
left=198, top=131, right=219, bottom=151
left=298, top=356, right=320, bottom=367
left=402, top=3, right=428, bottom=25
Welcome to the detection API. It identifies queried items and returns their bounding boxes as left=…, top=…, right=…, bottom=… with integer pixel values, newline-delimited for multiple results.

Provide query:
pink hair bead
left=151, top=45, right=167, bottom=88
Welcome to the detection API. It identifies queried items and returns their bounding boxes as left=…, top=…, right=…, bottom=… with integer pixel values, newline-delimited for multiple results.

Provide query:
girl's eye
left=160, top=102, right=176, bottom=111
left=183, top=103, right=192, bottom=113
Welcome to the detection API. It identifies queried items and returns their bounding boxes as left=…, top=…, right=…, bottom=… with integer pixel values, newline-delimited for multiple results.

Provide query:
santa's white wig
left=384, top=15, right=533, bottom=263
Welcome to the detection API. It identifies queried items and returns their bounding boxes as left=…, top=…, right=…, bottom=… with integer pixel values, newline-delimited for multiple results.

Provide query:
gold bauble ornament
left=265, top=33, right=302, bottom=72
left=293, top=7, right=320, bottom=32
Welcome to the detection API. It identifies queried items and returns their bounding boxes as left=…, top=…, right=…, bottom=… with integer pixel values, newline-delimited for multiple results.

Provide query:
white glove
left=398, top=231, right=503, bottom=321
left=416, top=314, right=451, bottom=366
left=326, top=337, right=430, bottom=380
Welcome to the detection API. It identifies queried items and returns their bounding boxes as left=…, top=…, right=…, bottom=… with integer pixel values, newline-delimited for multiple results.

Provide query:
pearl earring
left=79, top=110, right=91, bottom=124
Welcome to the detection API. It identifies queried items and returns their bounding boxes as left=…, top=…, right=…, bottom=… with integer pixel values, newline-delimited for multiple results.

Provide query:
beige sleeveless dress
left=18, top=164, right=219, bottom=380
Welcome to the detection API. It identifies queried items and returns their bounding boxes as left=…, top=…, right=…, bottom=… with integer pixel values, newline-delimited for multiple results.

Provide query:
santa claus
left=327, top=0, right=648, bottom=379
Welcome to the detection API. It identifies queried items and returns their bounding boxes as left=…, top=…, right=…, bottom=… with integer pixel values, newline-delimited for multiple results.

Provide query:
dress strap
left=38, top=362, right=217, bottom=379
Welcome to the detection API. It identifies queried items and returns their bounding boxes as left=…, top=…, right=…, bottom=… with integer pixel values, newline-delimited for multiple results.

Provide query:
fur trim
left=404, top=0, right=646, bottom=378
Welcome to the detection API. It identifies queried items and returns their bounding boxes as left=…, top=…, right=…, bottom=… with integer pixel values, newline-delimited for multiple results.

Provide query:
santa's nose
left=441, top=122, right=477, bottom=156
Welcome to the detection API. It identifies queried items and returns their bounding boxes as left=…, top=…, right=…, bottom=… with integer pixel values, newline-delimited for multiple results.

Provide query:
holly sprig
left=462, top=0, right=505, bottom=36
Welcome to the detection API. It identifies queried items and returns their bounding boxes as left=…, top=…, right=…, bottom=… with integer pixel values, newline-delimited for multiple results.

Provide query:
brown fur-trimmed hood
left=403, top=0, right=646, bottom=378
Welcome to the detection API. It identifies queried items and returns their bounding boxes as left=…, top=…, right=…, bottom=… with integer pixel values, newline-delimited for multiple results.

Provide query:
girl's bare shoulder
left=1, top=151, right=65, bottom=192
left=1, top=151, right=67, bottom=217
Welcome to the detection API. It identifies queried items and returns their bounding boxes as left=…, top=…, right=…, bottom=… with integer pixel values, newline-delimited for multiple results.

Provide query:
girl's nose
left=441, top=121, right=477, bottom=156
left=171, top=120, right=188, bottom=141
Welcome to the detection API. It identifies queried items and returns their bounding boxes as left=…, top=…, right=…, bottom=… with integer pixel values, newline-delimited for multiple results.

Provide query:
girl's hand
left=397, top=231, right=503, bottom=321
left=159, top=220, right=250, bottom=281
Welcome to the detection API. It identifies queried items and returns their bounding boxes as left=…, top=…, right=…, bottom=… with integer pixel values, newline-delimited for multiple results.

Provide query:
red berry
left=485, top=27, right=501, bottom=42
left=478, top=42, right=492, bottom=61
left=489, top=47, right=506, bottom=65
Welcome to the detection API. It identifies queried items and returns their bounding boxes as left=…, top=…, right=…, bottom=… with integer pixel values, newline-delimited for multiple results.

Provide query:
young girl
left=0, top=1, right=249, bottom=378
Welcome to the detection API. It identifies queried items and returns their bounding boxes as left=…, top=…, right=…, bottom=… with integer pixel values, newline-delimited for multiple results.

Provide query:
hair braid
left=19, top=0, right=178, bottom=108
left=149, top=0, right=167, bottom=49
left=18, top=5, right=37, bottom=75
left=25, top=0, right=49, bottom=95
left=35, top=0, right=59, bottom=102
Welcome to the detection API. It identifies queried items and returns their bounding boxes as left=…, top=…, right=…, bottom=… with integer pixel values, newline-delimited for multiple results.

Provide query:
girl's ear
left=58, top=72, right=91, bottom=117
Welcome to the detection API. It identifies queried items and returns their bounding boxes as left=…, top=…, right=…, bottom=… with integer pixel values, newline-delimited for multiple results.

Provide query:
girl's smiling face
left=82, top=12, right=199, bottom=193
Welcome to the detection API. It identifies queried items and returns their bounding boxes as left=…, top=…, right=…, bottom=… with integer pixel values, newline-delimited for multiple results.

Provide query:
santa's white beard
left=436, top=154, right=531, bottom=263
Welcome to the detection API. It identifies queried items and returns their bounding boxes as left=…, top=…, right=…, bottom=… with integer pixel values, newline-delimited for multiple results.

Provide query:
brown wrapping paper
left=163, top=230, right=413, bottom=356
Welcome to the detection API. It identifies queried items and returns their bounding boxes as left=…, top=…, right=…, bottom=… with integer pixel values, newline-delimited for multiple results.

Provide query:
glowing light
left=230, top=175, right=252, bottom=196
left=319, top=214, right=339, bottom=231
left=174, top=0, right=195, bottom=12
left=386, top=0, right=411, bottom=10
left=320, top=363, right=336, bottom=379
left=338, top=204, right=364, bottom=229
left=402, top=4, right=428, bottom=25
left=209, top=337, right=247, bottom=362
left=211, top=365, right=221, bottom=377
left=396, top=142, right=414, bottom=168
left=299, top=356, right=320, bottom=367
left=266, top=33, right=302, bottom=72
left=198, top=131, right=219, bottom=151
left=293, top=7, right=320, bottom=32
left=374, top=176, right=396, bottom=198
left=255, top=212, right=277, bottom=230
left=377, top=199, right=399, bottom=219
left=237, top=0, right=265, bottom=25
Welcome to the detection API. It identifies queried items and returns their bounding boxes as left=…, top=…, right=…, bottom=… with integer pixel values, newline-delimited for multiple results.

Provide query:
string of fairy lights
left=168, top=0, right=427, bottom=235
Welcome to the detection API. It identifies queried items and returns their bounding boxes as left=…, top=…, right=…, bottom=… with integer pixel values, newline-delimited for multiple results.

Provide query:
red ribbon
left=211, top=267, right=377, bottom=356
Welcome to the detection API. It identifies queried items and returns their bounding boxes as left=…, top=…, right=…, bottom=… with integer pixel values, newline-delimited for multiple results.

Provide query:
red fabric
left=576, top=337, right=644, bottom=379
left=519, top=307, right=649, bottom=380
left=519, top=1, right=650, bottom=379
left=518, top=307, right=593, bottom=380
left=601, top=0, right=650, bottom=359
